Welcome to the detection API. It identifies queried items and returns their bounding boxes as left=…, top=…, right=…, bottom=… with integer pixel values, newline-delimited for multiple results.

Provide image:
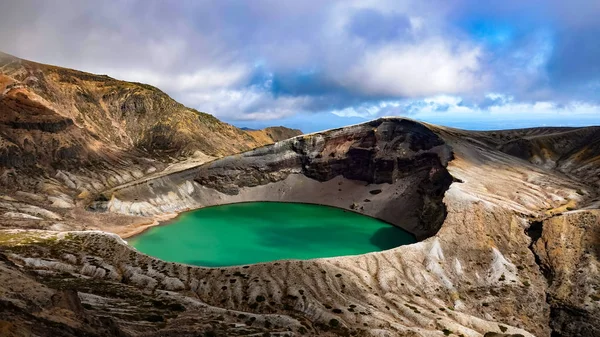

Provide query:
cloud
left=331, top=101, right=402, bottom=118
left=332, top=92, right=600, bottom=125
left=346, top=8, right=412, bottom=43
left=0, top=0, right=599, bottom=129
left=98, top=65, right=251, bottom=93
left=179, top=86, right=314, bottom=121
left=449, top=0, right=600, bottom=102
left=341, top=39, right=485, bottom=97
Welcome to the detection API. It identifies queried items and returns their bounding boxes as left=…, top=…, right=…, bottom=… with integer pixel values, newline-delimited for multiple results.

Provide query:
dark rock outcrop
left=194, top=118, right=453, bottom=238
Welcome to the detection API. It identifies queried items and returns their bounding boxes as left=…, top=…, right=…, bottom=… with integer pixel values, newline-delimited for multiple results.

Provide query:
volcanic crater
left=0, top=52, right=599, bottom=337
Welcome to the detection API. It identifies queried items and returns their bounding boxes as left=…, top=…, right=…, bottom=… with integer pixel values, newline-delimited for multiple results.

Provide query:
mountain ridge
left=0, top=51, right=301, bottom=167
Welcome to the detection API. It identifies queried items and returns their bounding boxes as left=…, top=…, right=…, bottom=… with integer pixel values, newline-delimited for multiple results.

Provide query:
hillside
left=0, top=51, right=300, bottom=180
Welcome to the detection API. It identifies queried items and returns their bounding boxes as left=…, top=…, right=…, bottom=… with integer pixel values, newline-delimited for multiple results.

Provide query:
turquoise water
left=128, top=202, right=416, bottom=267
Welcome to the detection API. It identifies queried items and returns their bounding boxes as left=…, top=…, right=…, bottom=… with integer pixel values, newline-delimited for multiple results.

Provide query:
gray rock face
left=197, top=119, right=449, bottom=189
left=194, top=119, right=454, bottom=239
left=533, top=210, right=600, bottom=337
left=100, top=118, right=454, bottom=239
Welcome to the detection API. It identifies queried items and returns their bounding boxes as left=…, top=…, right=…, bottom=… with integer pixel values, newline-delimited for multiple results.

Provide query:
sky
left=1, top=0, right=599, bottom=133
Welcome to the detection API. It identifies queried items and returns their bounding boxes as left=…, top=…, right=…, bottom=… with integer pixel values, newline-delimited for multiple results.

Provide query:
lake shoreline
left=129, top=202, right=416, bottom=267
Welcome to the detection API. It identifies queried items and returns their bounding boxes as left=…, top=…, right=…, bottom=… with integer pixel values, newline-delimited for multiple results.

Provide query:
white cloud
left=179, top=87, right=313, bottom=121
left=423, top=95, right=462, bottom=106
left=331, top=93, right=600, bottom=123
left=90, top=65, right=250, bottom=93
left=331, top=101, right=400, bottom=118
left=408, top=16, right=424, bottom=32
left=341, top=39, right=486, bottom=97
left=486, top=100, right=599, bottom=116
left=485, top=93, right=512, bottom=101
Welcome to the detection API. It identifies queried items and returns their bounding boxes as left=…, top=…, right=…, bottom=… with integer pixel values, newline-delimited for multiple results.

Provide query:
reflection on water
left=129, top=202, right=416, bottom=267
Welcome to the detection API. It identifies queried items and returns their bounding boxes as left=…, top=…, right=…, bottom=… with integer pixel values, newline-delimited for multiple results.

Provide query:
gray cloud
left=1, top=0, right=600, bottom=125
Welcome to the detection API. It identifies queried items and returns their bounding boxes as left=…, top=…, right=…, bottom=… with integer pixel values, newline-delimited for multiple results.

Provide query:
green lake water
left=128, top=202, right=416, bottom=267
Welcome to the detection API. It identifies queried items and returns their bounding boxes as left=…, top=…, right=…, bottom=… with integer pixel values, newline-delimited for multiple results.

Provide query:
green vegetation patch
left=0, top=231, right=59, bottom=246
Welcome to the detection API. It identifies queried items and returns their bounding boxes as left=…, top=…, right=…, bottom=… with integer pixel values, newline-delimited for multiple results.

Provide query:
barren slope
left=0, top=52, right=300, bottom=191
